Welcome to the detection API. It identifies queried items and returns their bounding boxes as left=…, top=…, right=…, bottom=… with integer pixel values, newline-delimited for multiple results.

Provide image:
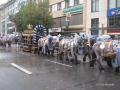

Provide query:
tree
left=9, top=0, right=55, bottom=33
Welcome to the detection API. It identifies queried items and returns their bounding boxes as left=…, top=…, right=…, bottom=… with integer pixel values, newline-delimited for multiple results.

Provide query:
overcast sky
left=0, top=0, right=7, bottom=4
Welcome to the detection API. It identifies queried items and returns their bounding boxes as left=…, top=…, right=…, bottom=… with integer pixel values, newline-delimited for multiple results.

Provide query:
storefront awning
left=63, top=27, right=83, bottom=31
left=90, top=27, right=120, bottom=30
left=107, top=30, right=120, bottom=35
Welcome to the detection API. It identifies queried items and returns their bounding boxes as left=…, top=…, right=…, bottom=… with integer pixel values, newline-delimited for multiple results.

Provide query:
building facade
left=49, top=0, right=86, bottom=36
left=107, top=0, right=120, bottom=35
left=0, top=4, right=4, bottom=36
left=1, top=0, right=26, bottom=36
left=86, top=0, right=120, bottom=37
left=86, top=0, right=108, bottom=37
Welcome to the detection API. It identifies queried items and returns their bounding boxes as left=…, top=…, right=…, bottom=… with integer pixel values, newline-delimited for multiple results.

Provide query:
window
left=117, top=0, right=120, bottom=7
left=69, top=0, right=74, bottom=7
left=91, top=0, right=99, bottom=12
left=91, top=18, right=99, bottom=28
left=108, top=0, right=120, bottom=9
left=61, top=2, right=65, bottom=9
left=65, top=0, right=69, bottom=8
left=54, top=4, right=57, bottom=11
left=52, top=5, right=55, bottom=12
left=108, top=16, right=120, bottom=28
left=57, top=3, right=61, bottom=10
left=79, top=0, right=83, bottom=4
left=108, top=0, right=116, bottom=9
left=74, top=0, right=79, bottom=6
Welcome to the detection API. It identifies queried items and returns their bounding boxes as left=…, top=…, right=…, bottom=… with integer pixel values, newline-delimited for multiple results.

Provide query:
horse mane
left=90, top=38, right=96, bottom=46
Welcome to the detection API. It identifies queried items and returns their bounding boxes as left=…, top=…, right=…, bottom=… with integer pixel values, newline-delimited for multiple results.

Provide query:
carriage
left=20, top=30, right=38, bottom=54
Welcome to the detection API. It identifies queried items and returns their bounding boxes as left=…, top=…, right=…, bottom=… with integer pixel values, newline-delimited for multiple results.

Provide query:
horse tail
left=90, top=49, right=97, bottom=68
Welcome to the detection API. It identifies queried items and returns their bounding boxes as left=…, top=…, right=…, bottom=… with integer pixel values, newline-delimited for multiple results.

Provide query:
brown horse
left=91, top=37, right=116, bottom=71
left=82, top=36, right=96, bottom=63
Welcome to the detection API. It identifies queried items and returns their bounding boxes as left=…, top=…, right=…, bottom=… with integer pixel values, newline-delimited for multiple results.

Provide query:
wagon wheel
left=31, top=46, right=35, bottom=54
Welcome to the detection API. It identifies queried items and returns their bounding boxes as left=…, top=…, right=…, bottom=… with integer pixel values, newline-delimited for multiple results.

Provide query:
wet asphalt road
left=0, top=44, right=120, bottom=90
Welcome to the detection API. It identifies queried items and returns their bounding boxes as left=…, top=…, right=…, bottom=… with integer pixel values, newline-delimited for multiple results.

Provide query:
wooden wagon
left=20, top=30, right=38, bottom=54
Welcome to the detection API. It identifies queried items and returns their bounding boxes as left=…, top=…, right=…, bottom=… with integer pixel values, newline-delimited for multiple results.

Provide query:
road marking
left=19, top=52, right=30, bottom=56
left=46, top=59, right=73, bottom=67
left=10, top=63, right=33, bottom=75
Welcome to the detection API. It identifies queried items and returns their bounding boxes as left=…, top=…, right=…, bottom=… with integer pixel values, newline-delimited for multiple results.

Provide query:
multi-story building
left=49, top=0, right=86, bottom=36
left=1, top=0, right=26, bottom=36
left=86, top=0, right=108, bottom=37
left=107, top=0, right=120, bottom=35
left=86, top=0, right=120, bottom=37
left=0, top=4, right=4, bottom=36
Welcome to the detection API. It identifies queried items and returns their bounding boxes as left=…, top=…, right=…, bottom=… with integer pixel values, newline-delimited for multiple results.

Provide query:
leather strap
left=101, top=42, right=105, bottom=56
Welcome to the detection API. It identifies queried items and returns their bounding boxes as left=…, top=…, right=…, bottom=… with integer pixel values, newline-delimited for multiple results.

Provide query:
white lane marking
left=10, top=63, right=33, bottom=75
left=19, top=52, right=30, bottom=56
left=46, top=59, right=73, bottom=68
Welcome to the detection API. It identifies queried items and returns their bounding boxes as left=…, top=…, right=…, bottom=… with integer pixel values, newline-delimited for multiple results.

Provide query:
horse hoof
left=70, top=59, right=74, bottom=63
left=83, top=57, right=86, bottom=62
left=76, top=61, right=80, bottom=65
left=99, top=67, right=105, bottom=71
left=90, top=67, right=94, bottom=69
left=102, top=70, right=105, bottom=73
left=115, top=67, right=119, bottom=73
left=66, top=58, right=69, bottom=62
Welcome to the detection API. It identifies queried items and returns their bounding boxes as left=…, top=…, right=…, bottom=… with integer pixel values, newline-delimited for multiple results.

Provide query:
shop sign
left=62, top=5, right=83, bottom=15
left=107, top=30, right=120, bottom=33
left=107, top=7, right=120, bottom=16
left=49, top=27, right=62, bottom=33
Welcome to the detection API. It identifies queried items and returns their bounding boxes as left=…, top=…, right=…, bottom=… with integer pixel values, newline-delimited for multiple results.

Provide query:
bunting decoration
left=33, top=24, right=47, bottom=43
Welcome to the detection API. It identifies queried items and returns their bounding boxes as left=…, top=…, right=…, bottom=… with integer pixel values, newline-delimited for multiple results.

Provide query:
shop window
left=91, top=18, right=99, bottom=28
left=65, top=0, right=69, bottom=8
left=91, top=0, right=99, bottom=12
left=108, top=16, right=120, bottom=28
left=57, top=3, right=61, bottom=10
left=61, top=2, right=65, bottom=9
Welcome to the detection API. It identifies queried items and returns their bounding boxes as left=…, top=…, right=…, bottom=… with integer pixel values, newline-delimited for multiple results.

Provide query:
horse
left=48, top=35, right=63, bottom=57
left=82, top=36, right=96, bottom=63
left=38, top=36, right=48, bottom=55
left=6, top=37, right=12, bottom=47
left=90, top=35, right=117, bottom=71
left=59, top=34, right=82, bottom=65
left=38, top=34, right=59, bottom=56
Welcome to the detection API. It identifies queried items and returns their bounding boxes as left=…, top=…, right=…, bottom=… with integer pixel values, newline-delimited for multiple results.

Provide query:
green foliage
left=9, top=0, right=55, bottom=33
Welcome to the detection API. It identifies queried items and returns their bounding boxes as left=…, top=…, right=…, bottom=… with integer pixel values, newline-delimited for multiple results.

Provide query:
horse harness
left=100, top=40, right=113, bottom=56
